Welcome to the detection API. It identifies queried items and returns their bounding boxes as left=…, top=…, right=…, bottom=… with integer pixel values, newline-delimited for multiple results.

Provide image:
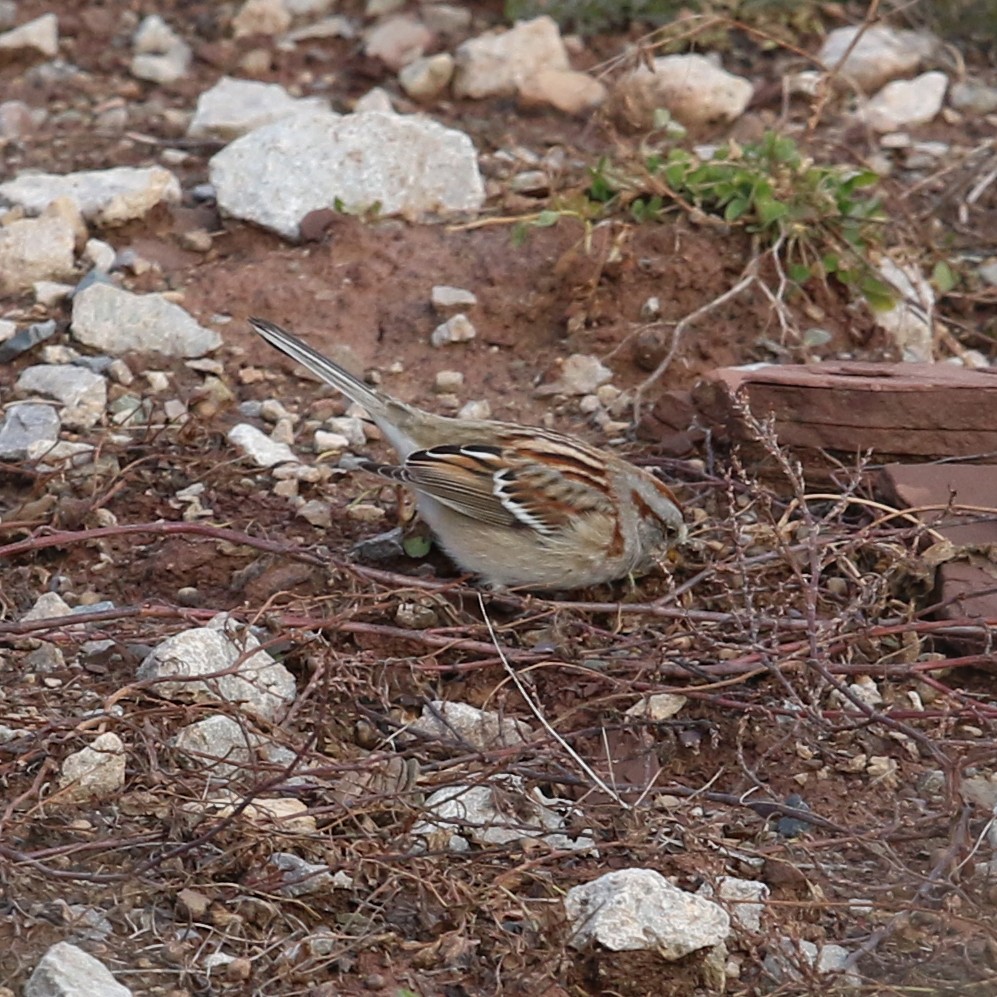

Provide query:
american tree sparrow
left=250, top=318, right=686, bottom=590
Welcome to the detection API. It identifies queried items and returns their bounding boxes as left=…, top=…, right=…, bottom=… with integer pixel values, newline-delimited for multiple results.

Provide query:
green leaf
left=931, top=259, right=957, bottom=293
left=859, top=276, right=898, bottom=311
left=724, top=197, right=750, bottom=222
left=533, top=210, right=561, bottom=227
left=788, top=262, right=812, bottom=283
left=756, top=196, right=789, bottom=226
left=402, top=533, right=433, bottom=559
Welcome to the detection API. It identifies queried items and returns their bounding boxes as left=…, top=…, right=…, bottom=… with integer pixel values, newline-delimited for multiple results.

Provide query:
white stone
left=297, top=498, right=332, bottom=527
left=763, top=938, right=860, bottom=989
left=27, top=439, right=95, bottom=468
left=873, top=257, right=935, bottom=362
left=818, top=25, right=934, bottom=93
left=430, top=312, right=476, bottom=347
left=566, top=868, right=730, bottom=956
left=228, top=422, right=299, bottom=467
left=314, top=429, right=350, bottom=452
left=21, top=591, right=72, bottom=622
left=324, top=415, right=366, bottom=447
left=0, top=215, right=75, bottom=293
left=457, top=399, right=490, bottom=420
left=34, top=280, right=73, bottom=306
left=625, top=693, right=688, bottom=721
left=209, top=109, right=484, bottom=239
left=131, top=14, right=191, bottom=83
left=286, top=15, right=355, bottom=42
left=72, top=283, right=221, bottom=358
left=364, top=14, right=433, bottom=71
left=25, top=941, right=132, bottom=997
left=284, top=0, right=337, bottom=14
left=949, top=80, right=997, bottom=115
left=172, top=714, right=257, bottom=782
left=0, top=165, right=180, bottom=226
left=421, top=3, right=472, bottom=36
left=399, top=53, right=455, bottom=101
left=233, top=0, right=291, bottom=37
left=409, top=701, right=533, bottom=750
left=431, top=284, right=477, bottom=314
left=611, top=54, right=753, bottom=129
left=454, top=16, right=568, bottom=99
left=84, top=238, right=116, bottom=272
left=137, top=616, right=296, bottom=721
left=537, top=353, right=612, bottom=396
left=518, top=68, right=606, bottom=115
left=354, top=87, right=395, bottom=114
left=698, top=876, right=769, bottom=933
left=269, top=852, right=334, bottom=897
left=433, top=369, right=464, bottom=392
left=0, top=402, right=60, bottom=459
left=188, top=76, right=330, bottom=140
left=861, top=71, right=948, bottom=132
left=0, top=13, right=58, bottom=61
left=412, top=776, right=594, bottom=853
left=16, top=364, right=107, bottom=430
left=58, top=732, right=126, bottom=803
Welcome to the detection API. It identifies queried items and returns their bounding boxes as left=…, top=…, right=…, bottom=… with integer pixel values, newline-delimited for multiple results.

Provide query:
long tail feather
left=248, top=317, right=387, bottom=416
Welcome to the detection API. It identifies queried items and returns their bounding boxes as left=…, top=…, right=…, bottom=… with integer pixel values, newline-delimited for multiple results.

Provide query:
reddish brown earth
left=1, top=2, right=997, bottom=996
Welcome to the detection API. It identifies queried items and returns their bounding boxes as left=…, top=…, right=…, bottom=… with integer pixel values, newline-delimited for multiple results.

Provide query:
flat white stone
left=566, top=868, right=730, bottom=956
left=0, top=165, right=180, bottom=226
left=72, top=283, right=221, bottom=358
left=188, top=76, right=330, bottom=140
left=209, top=109, right=484, bottom=239
left=25, top=941, right=132, bottom=997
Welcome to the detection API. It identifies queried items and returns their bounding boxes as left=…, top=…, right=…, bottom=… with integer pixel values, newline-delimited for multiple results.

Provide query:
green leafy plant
left=580, top=133, right=893, bottom=307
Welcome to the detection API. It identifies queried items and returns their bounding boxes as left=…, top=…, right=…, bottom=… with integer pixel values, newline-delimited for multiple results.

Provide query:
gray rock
left=697, top=876, right=769, bottom=933
left=21, top=591, right=73, bottom=622
left=57, top=732, right=126, bottom=803
left=284, top=0, right=337, bottom=14
left=949, top=80, right=997, bottom=115
left=874, top=257, right=935, bottom=361
left=611, top=54, right=753, bottom=129
left=412, top=776, right=595, bottom=853
left=0, top=13, right=58, bottom=62
left=454, top=15, right=568, bottom=99
left=817, top=25, right=935, bottom=93
left=421, top=3, right=472, bottom=36
left=210, top=109, right=484, bottom=239
left=0, top=402, right=60, bottom=459
left=565, top=868, right=730, bottom=956
left=16, top=364, right=106, bottom=430
left=364, top=14, right=433, bottom=71
left=0, top=165, right=181, bottom=225
left=431, top=284, right=477, bottom=314
left=25, top=941, right=132, bottom=997
left=0, top=318, right=57, bottom=362
left=519, top=68, right=607, bottom=115
left=862, top=71, right=948, bottom=132
left=229, top=423, right=299, bottom=467
left=188, top=76, right=330, bottom=140
left=763, top=938, right=860, bottom=990
left=0, top=214, right=75, bottom=293
left=409, top=701, right=533, bottom=750
left=430, top=313, right=476, bottom=347
left=269, top=852, right=334, bottom=897
left=979, top=260, right=997, bottom=287
left=137, top=616, right=296, bottom=722
left=172, top=714, right=258, bottom=782
left=72, top=283, right=221, bottom=358
left=536, top=354, right=612, bottom=396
